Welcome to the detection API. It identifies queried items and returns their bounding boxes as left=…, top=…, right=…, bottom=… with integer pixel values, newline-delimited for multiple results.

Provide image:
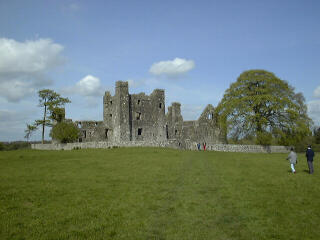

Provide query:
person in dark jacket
left=306, top=145, right=315, bottom=174
left=197, top=143, right=201, bottom=150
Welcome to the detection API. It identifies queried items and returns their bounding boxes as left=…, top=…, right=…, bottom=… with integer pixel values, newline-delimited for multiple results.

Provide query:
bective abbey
left=72, top=81, right=225, bottom=148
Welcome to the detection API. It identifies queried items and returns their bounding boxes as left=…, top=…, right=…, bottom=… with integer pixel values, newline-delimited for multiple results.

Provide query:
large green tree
left=314, top=127, right=320, bottom=144
left=50, top=122, right=79, bottom=143
left=216, top=70, right=312, bottom=145
left=36, top=89, right=70, bottom=143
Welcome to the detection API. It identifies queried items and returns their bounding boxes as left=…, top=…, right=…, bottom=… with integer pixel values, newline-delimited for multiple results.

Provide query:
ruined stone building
left=74, top=81, right=225, bottom=147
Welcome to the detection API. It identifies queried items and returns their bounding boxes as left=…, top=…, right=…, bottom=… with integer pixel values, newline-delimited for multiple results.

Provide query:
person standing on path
left=306, top=145, right=315, bottom=174
left=287, top=147, right=297, bottom=174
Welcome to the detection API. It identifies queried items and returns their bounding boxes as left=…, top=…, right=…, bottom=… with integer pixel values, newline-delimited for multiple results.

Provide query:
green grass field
left=0, top=148, right=319, bottom=240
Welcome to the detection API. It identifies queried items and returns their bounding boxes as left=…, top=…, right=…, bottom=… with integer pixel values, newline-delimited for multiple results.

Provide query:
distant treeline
left=228, top=127, right=320, bottom=153
left=294, top=143, right=320, bottom=153
left=0, top=141, right=51, bottom=151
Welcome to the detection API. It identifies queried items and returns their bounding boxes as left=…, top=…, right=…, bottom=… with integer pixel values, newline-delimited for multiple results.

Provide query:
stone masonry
left=31, top=142, right=290, bottom=153
left=71, top=81, right=225, bottom=147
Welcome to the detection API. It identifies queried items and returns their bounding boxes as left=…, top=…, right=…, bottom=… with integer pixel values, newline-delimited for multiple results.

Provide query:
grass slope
left=0, top=148, right=319, bottom=240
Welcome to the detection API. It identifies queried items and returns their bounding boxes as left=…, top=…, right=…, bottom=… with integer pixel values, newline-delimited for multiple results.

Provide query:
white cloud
left=64, top=75, right=104, bottom=97
left=62, top=2, right=80, bottom=13
left=0, top=80, right=35, bottom=102
left=314, top=86, right=320, bottom=98
left=308, top=100, right=320, bottom=125
left=76, top=75, right=102, bottom=96
left=149, top=58, right=195, bottom=76
left=0, top=38, right=64, bottom=73
left=0, top=38, right=64, bottom=102
left=0, top=108, right=41, bottom=141
left=0, top=109, right=25, bottom=122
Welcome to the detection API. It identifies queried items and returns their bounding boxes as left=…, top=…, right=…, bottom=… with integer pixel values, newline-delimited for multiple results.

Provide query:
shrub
left=256, top=132, right=272, bottom=145
left=314, top=127, right=320, bottom=144
left=51, top=122, right=79, bottom=143
left=293, top=135, right=316, bottom=152
left=0, top=142, right=30, bottom=151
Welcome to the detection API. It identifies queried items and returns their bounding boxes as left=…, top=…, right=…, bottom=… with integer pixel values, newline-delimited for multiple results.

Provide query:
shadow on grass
left=287, top=169, right=311, bottom=174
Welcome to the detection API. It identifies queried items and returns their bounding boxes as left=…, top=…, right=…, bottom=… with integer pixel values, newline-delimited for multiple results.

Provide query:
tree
left=216, top=70, right=312, bottom=145
left=50, top=122, right=80, bottom=143
left=24, top=124, right=38, bottom=142
left=36, top=89, right=70, bottom=143
left=314, top=127, right=320, bottom=144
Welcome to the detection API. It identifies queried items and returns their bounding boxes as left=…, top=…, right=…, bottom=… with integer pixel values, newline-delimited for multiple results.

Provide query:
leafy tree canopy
left=314, top=127, right=320, bottom=144
left=50, top=122, right=79, bottom=143
left=36, top=89, right=70, bottom=143
left=24, top=124, right=38, bottom=141
left=216, top=70, right=312, bottom=145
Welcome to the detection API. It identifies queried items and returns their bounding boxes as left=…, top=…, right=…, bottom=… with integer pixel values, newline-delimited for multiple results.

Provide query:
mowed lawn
left=0, top=148, right=319, bottom=240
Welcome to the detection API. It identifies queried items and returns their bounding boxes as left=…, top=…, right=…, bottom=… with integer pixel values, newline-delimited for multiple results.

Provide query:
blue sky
left=0, top=0, right=319, bottom=141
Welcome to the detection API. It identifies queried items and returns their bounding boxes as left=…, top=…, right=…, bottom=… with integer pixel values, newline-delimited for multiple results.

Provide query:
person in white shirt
left=287, top=147, right=298, bottom=174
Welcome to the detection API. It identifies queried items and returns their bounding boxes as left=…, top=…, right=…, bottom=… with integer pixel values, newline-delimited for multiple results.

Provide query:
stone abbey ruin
left=73, top=81, right=225, bottom=148
left=34, top=80, right=290, bottom=152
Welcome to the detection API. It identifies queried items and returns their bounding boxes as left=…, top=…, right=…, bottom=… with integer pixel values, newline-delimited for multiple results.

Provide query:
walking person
left=287, top=147, right=297, bottom=174
left=197, top=143, right=201, bottom=151
left=306, top=145, right=315, bottom=174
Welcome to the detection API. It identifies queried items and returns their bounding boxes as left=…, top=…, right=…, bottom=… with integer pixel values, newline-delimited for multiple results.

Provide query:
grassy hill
left=0, top=148, right=319, bottom=240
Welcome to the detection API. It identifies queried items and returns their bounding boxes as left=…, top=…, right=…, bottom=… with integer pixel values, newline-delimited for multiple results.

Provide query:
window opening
left=135, top=112, right=141, bottom=120
left=138, top=99, right=141, bottom=105
left=159, top=103, right=162, bottom=108
left=175, top=129, right=178, bottom=135
left=166, top=125, right=169, bottom=139
left=138, top=128, right=142, bottom=136
left=105, top=129, right=109, bottom=139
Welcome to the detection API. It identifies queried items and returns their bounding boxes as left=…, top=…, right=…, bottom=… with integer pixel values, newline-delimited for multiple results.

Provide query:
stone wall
left=166, top=103, right=225, bottom=148
left=130, top=89, right=166, bottom=142
left=32, top=142, right=290, bottom=153
left=186, top=142, right=290, bottom=153
left=74, top=121, right=104, bottom=142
